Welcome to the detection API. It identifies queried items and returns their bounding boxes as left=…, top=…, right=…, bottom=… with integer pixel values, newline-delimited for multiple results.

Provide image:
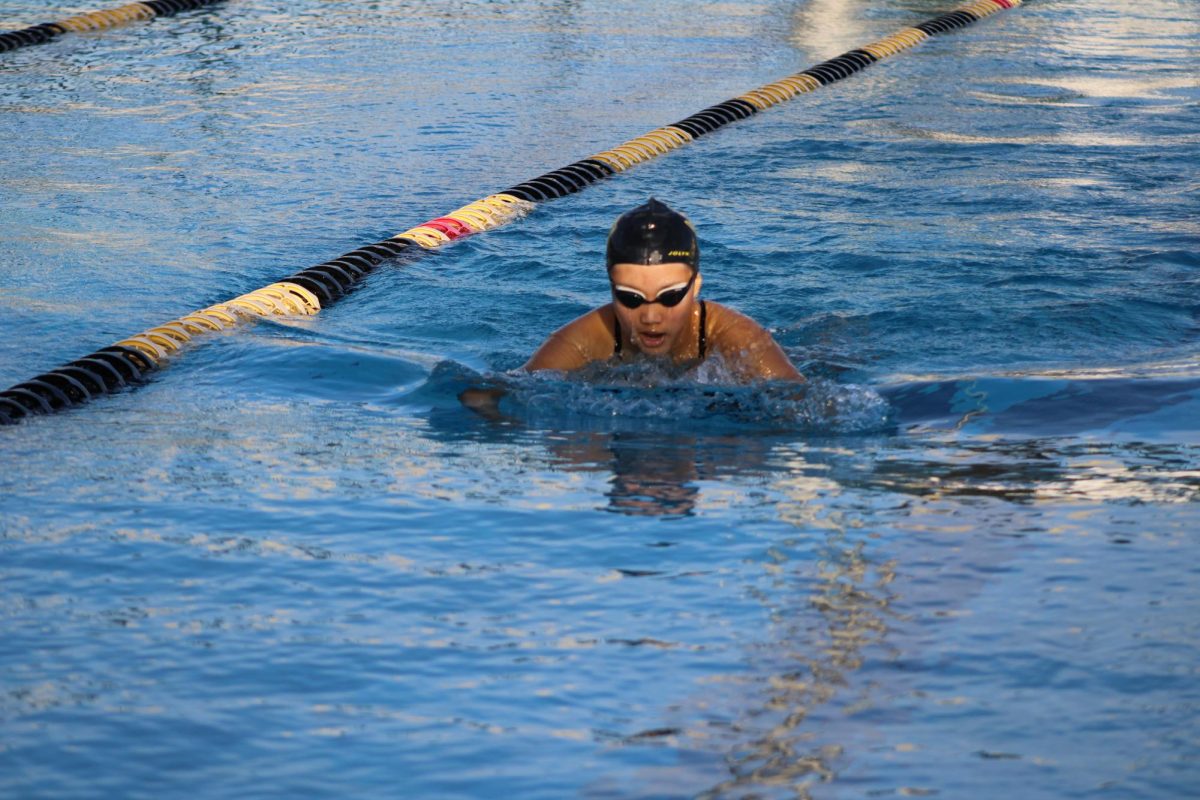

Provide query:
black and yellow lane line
left=0, top=0, right=224, bottom=53
left=0, top=0, right=1025, bottom=425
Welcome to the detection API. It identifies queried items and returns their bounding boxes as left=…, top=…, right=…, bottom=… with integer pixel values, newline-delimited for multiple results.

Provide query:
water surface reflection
left=426, top=403, right=1196, bottom=796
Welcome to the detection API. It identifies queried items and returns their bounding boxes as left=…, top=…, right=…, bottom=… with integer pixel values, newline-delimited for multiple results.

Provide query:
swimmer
left=460, top=198, right=802, bottom=416
left=523, top=198, right=804, bottom=382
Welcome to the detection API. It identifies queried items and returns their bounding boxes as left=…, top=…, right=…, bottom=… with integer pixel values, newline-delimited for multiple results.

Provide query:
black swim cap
left=606, top=198, right=699, bottom=272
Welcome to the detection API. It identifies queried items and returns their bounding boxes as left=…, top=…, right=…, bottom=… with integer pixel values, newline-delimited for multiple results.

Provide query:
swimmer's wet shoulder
left=523, top=305, right=619, bottom=372
left=703, top=301, right=802, bottom=382
left=523, top=198, right=804, bottom=383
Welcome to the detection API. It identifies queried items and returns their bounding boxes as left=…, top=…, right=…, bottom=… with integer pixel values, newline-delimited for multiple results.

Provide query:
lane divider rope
left=0, top=0, right=1024, bottom=426
left=0, top=0, right=223, bottom=53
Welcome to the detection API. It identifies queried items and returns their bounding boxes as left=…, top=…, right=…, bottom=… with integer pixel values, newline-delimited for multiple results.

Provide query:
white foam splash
left=491, top=356, right=891, bottom=433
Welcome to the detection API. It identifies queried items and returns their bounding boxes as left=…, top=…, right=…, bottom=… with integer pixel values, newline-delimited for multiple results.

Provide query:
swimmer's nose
left=639, top=303, right=664, bottom=324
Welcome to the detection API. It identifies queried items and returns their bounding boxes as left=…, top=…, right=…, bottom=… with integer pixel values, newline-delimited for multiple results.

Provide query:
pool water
left=1, top=1, right=1198, bottom=797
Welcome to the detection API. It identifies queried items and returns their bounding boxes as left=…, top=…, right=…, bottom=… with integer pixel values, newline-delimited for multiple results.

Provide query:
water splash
left=410, top=358, right=891, bottom=434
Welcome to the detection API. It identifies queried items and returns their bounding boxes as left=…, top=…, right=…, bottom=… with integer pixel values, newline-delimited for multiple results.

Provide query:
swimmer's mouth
left=638, top=331, right=667, bottom=348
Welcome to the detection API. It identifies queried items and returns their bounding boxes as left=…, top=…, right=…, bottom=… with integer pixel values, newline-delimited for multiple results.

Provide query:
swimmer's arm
left=464, top=311, right=607, bottom=417
left=522, top=310, right=611, bottom=373
left=464, top=343, right=578, bottom=414
left=712, top=309, right=805, bottom=383
left=459, top=386, right=507, bottom=419
left=462, top=337, right=581, bottom=417
left=523, top=331, right=591, bottom=372
left=746, top=328, right=805, bottom=382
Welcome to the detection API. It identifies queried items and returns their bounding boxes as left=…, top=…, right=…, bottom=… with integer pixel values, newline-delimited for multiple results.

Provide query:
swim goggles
left=611, top=272, right=697, bottom=309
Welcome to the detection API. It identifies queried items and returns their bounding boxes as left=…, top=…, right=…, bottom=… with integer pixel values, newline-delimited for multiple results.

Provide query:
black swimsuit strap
left=613, top=312, right=622, bottom=356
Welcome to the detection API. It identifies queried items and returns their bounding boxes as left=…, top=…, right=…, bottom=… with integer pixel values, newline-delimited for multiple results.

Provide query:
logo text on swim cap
left=668, top=250, right=693, bottom=258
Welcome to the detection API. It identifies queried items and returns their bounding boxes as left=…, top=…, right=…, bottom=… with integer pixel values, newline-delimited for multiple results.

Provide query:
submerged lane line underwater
left=0, top=0, right=1026, bottom=425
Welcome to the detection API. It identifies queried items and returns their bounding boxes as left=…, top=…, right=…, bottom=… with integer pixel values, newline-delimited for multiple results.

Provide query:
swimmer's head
left=606, top=198, right=699, bottom=273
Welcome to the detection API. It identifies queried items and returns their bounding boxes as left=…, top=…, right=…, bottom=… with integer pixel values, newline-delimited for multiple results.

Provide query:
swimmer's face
left=609, top=262, right=703, bottom=358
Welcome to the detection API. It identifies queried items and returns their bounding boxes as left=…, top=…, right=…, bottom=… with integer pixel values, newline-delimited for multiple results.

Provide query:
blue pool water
left=2, top=1, right=1198, bottom=797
